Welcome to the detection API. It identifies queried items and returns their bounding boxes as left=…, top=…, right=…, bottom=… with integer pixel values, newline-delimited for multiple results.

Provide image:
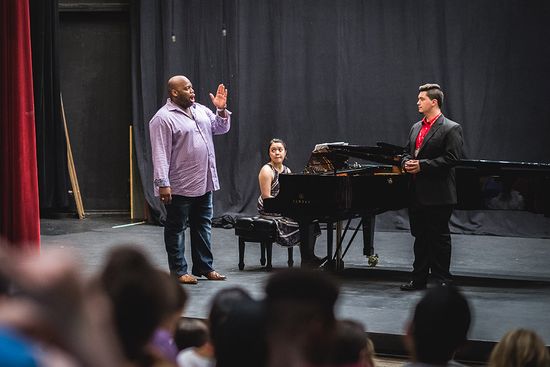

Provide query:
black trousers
left=408, top=203, right=453, bottom=284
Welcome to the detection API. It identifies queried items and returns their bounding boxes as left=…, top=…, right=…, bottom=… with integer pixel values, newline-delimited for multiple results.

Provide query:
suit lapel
left=418, top=115, right=444, bottom=156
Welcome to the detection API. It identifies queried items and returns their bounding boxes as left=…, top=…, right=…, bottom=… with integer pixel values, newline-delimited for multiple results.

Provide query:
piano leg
left=326, top=221, right=333, bottom=264
left=322, top=221, right=343, bottom=272
left=362, top=215, right=375, bottom=256
left=335, top=221, right=344, bottom=272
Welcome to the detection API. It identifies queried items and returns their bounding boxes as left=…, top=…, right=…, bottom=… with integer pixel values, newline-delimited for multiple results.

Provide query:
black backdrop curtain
left=132, top=0, right=550, bottom=235
left=30, top=0, right=71, bottom=214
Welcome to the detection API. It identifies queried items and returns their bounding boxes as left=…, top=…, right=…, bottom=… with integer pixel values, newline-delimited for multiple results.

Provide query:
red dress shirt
left=415, top=113, right=441, bottom=156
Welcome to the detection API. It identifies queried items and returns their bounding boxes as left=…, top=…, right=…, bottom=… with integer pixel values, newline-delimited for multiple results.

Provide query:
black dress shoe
left=400, top=281, right=427, bottom=291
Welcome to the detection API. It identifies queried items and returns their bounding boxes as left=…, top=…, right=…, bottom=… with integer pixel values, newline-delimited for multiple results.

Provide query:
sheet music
left=312, top=142, right=348, bottom=152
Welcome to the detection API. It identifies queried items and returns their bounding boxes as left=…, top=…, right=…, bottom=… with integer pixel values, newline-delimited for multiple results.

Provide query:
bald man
left=149, top=75, right=231, bottom=284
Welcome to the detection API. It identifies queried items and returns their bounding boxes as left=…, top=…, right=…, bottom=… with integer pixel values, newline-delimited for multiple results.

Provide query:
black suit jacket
left=402, top=115, right=464, bottom=206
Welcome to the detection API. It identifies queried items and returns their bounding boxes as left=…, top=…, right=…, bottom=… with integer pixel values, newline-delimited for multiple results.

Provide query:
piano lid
left=303, top=142, right=405, bottom=174
left=457, top=159, right=550, bottom=172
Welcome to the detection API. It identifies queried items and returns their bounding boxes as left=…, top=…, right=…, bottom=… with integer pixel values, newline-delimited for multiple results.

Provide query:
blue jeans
left=164, top=192, right=214, bottom=277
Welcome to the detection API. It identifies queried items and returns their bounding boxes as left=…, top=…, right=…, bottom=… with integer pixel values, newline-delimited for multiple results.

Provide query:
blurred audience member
left=488, top=328, right=550, bottom=367
left=331, top=319, right=375, bottom=367
left=0, top=267, right=10, bottom=299
left=265, top=268, right=340, bottom=367
left=0, top=327, right=39, bottom=367
left=0, top=246, right=124, bottom=367
left=209, top=287, right=267, bottom=367
left=175, top=318, right=215, bottom=367
left=150, top=271, right=188, bottom=364
left=99, top=245, right=177, bottom=367
left=403, top=285, right=471, bottom=367
left=208, top=287, right=252, bottom=345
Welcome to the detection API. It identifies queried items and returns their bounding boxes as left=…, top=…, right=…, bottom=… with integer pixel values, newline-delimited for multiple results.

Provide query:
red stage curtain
left=1, top=0, right=40, bottom=250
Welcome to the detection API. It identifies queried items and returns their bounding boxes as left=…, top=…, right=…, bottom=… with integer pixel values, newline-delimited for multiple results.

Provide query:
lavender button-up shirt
left=149, top=98, right=231, bottom=197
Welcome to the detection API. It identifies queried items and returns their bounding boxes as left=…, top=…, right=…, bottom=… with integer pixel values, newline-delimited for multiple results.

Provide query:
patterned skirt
left=259, top=212, right=320, bottom=247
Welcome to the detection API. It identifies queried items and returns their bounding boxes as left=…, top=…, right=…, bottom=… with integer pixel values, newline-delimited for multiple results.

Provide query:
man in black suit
left=400, top=84, right=464, bottom=291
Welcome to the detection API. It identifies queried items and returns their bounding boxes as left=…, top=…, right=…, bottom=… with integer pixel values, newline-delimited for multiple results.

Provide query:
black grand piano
left=263, top=142, right=550, bottom=271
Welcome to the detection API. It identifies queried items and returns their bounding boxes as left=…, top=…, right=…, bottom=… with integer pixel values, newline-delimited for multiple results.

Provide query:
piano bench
left=234, top=216, right=294, bottom=271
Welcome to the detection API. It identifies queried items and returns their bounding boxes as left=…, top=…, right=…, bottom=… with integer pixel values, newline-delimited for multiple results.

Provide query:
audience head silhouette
left=406, top=285, right=471, bottom=364
left=331, top=319, right=375, bottom=367
left=174, top=318, right=210, bottom=351
left=265, top=268, right=340, bottom=367
left=489, top=328, right=550, bottom=367
left=99, top=246, right=180, bottom=365
left=208, top=287, right=266, bottom=367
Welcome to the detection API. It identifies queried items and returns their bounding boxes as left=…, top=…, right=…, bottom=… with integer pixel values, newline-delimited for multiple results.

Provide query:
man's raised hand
left=209, top=83, right=228, bottom=109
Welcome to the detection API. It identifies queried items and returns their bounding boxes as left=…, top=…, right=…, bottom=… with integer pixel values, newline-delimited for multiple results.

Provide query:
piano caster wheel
left=368, top=254, right=379, bottom=267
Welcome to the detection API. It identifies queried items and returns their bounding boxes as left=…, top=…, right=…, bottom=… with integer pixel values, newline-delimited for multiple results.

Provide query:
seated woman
left=257, top=138, right=321, bottom=265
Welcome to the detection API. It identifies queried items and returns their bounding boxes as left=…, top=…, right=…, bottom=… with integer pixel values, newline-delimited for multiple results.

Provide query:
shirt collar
left=166, top=98, right=195, bottom=112
left=422, top=112, right=442, bottom=126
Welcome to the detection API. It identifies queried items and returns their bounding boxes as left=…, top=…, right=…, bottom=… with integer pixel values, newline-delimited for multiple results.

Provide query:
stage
left=40, top=215, right=550, bottom=363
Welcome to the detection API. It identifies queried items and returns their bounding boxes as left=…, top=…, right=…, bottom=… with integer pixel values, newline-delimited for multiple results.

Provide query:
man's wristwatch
left=216, top=107, right=226, bottom=113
